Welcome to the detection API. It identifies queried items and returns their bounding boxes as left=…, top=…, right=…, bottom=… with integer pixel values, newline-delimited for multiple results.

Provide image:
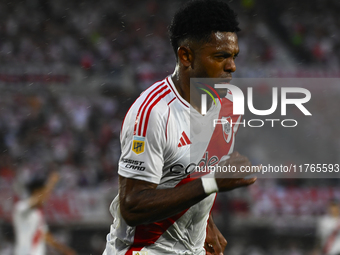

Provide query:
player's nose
left=224, top=58, right=236, bottom=73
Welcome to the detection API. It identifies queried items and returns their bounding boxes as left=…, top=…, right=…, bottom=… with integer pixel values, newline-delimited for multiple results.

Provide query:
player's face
left=191, top=32, right=239, bottom=96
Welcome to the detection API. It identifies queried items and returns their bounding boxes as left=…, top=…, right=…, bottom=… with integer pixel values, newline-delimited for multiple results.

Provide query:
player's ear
left=177, top=46, right=194, bottom=68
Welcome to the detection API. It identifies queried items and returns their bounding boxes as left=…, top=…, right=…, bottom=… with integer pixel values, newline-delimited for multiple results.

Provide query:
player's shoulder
left=121, top=77, right=177, bottom=137
left=130, top=77, right=175, bottom=117
left=14, top=199, right=31, bottom=214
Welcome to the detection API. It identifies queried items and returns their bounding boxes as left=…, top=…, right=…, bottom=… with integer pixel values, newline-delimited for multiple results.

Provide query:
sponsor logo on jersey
left=122, top=158, right=145, bottom=171
left=222, top=116, right=232, bottom=143
left=178, top=131, right=192, bottom=147
left=170, top=151, right=219, bottom=175
left=132, top=252, right=148, bottom=255
left=132, top=136, right=145, bottom=154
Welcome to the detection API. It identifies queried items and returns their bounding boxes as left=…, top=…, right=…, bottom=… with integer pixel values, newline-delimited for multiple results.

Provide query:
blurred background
left=0, top=0, right=340, bottom=254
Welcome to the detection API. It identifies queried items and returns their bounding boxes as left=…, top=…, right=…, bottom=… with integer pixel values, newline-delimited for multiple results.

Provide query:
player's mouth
left=219, top=76, right=232, bottom=83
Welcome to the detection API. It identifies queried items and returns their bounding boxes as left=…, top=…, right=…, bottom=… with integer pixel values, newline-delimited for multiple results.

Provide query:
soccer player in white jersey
left=103, top=1, right=257, bottom=254
left=13, top=172, right=77, bottom=255
left=317, top=200, right=340, bottom=255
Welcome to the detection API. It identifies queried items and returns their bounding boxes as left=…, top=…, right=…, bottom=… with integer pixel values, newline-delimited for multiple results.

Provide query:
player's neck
left=172, top=71, right=189, bottom=99
left=171, top=71, right=213, bottom=115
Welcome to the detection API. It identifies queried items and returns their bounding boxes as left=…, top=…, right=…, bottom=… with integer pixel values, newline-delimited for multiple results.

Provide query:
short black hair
left=26, top=177, right=45, bottom=195
left=168, top=0, right=240, bottom=57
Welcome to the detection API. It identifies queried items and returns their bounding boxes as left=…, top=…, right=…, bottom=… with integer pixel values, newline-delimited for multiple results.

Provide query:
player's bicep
left=119, top=175, right=158, bottom=224
left=119, top=175, right=157, bottom=204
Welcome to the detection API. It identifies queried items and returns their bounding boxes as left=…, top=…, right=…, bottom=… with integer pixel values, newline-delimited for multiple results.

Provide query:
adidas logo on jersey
left=178, top=131, right=191, bottom=147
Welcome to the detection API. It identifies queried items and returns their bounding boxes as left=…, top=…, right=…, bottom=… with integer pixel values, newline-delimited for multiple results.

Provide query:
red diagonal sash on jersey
left=32, top=210, right=44, bottom=249
left=190, top=97, right=241, bottom=179
left=323, top=220, right=340, bottom=254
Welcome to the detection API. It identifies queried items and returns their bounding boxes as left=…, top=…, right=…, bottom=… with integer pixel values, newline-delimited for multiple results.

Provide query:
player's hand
left=215, top=151, right=257, bottom=192
left=204, top=216, right=227, bottom=255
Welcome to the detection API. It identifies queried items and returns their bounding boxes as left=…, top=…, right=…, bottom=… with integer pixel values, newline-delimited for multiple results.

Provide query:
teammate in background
left=317, top=200, right=340, bottom=255
left=13, top=172, right=77, bottom=255
left=103, top=1, right=256, bottom=254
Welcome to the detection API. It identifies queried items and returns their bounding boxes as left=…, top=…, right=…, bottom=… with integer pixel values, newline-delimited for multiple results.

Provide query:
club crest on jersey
left=222, top=116, right=232, bottom=143
left=132, top=136, right=145, bottom=154
left=132, top=252, right=148, bottom=255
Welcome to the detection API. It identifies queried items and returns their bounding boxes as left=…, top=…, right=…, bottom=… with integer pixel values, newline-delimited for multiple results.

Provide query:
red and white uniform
left=317, top=215, right=340, bottom=255
left=104, top=76, right=241, bottom=255
left=13, top=200, right=48, bottom=255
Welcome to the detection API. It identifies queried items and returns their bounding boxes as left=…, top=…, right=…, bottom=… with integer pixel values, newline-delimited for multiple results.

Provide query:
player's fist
left=215, top=151, right=257, bottom=192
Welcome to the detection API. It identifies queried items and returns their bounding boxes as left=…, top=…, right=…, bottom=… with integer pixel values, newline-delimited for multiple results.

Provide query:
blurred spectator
left=316, top=200, right=340, bottom=255
left=13, top=172, right=76, bottom=255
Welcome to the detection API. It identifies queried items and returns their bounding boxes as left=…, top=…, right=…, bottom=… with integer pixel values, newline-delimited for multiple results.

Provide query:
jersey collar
left=166, top=76, right=190, bottom=108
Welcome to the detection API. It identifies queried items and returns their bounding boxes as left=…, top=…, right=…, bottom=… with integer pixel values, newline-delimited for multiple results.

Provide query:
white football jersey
left=104, top=76, right=241, bottom=255
left=317, top=215, right=340, bottom=255
left=13, top=200, right=48, bottom=255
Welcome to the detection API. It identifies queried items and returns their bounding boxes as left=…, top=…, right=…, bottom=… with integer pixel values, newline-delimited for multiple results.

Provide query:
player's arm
left=29, top=172, right=59, bottom=208
left=205, top=214, right=227, bottom=255
left=120, top=151, right=256, bottom=226
left=45, top=232, right=77, bottom=255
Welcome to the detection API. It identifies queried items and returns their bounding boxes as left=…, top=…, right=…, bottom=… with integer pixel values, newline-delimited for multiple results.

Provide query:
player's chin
left=215, top=88, right=228, bottom=98
left=218, top=77, right=232, bottom=83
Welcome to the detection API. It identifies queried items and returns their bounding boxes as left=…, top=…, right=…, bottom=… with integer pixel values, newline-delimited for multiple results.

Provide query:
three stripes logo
left=131, top=80, right=171, bottom=154
left=133, top=81, right=171, bottom=137
left=178, top=131, right=191, bottom=147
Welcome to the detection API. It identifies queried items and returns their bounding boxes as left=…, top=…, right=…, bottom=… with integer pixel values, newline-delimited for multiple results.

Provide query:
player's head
left=169, top=0, right=240, bottom=93
left=26, top=177, right=45, bottom=196
left=168, top=0, right=240, bottom=59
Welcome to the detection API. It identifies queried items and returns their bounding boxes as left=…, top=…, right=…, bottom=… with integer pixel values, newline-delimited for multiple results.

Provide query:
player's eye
left=215, top=55, right=224, bottom=59
left=214, top=55, right=227, bottom=61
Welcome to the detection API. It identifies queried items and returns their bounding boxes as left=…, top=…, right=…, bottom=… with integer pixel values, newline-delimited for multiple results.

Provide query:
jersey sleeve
left=118, top=103, right=168, bottom=184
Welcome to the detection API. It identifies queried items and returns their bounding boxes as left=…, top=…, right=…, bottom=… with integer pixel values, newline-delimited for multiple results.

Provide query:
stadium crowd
left=2, top=0, right=339, bottom=82
left=272, top=0, right=340, bottom=67
left=0, top=0, right=299, bottom=86
left=0, top=90, right=123, bottom=188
